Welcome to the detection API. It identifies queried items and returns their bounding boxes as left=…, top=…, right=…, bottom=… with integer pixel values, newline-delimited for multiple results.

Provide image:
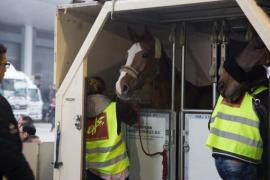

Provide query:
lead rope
left=135, top=109, right=168, bottom=180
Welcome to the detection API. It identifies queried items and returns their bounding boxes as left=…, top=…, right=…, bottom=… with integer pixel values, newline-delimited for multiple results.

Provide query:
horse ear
left=144, top=26, right=161, bottom=59
left=127, top=26, right=139, bottom=42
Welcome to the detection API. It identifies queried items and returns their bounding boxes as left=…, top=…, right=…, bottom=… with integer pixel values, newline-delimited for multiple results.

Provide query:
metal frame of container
left=54, top=1, right=270, bottom=179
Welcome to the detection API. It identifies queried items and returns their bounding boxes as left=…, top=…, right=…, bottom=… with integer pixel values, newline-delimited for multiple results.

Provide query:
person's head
left=87, top=76, right=106, bottom=95
left=0, top=43, right=9, bottom=81
left=18, top=115, right=34, bottom=128
left=19, top=125, right=36, bottom=142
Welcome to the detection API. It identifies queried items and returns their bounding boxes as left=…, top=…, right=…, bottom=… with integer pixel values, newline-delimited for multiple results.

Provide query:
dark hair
left=0, top=43, right=7, bottom=56
left=21, top=115, right=34, bottom=126
left=22, top=125, right=36, bottom=136
left=87, top=76, right=106, bottom=95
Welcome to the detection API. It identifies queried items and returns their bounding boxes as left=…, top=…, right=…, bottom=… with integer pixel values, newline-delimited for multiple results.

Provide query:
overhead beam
left=106, top=0, right=223, bottom=12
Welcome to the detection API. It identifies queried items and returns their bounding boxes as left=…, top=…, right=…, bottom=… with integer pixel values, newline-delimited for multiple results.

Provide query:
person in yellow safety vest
left=85, top=76, right=137, bottom=180
left=206, top=86, right=268, bottom=180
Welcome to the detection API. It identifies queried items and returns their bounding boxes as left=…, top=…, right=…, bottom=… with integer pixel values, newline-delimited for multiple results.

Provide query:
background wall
left=0, top=0, right=72, bottom=110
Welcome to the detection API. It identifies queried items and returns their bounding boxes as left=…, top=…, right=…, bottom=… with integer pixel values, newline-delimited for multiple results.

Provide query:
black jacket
left=116, top=100, right=138, bottom=135
left=0, top=95, right=34, bottom=180
left=253, top=88, right=269, bottom=178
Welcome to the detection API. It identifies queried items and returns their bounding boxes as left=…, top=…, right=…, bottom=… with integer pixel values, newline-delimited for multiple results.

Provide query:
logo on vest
left=86, top=112, right=109, bottom=141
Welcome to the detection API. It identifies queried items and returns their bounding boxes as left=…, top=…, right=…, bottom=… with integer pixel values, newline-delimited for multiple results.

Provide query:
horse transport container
left=54, top=0, right=270, bottom=180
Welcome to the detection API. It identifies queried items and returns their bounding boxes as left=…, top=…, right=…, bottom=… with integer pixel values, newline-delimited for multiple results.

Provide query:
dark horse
left=115, top=27, right=212, bottom=110
left=218, top=37, right=270, bottom=101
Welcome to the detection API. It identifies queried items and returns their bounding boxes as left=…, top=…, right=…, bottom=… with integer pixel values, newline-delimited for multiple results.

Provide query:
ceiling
left=0, top=0, right=73, bottom=31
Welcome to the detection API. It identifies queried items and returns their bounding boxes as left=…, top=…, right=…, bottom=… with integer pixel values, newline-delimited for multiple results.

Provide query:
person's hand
left=236, top=37, right=270, bottom=72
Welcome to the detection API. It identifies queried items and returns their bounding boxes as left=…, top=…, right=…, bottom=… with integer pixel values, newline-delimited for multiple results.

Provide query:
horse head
left=115, top=27, right=162, bottom=100
left=218, top=37, right=270, bottom=102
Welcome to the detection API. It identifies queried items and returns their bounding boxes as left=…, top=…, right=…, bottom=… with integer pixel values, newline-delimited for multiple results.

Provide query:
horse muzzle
left=115, top=84, right=132, bottom=100
left=217, top=81, right=225, bottom=95
left=218, top=81, right=243, bottom=102
left=116, top=91, right=132, bottom=101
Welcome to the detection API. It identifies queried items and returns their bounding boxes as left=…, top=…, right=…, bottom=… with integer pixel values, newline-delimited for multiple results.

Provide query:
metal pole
left=182, top=109, right=212, bottom=114
left=210, top=21, right=219, bottom=107
left=111, top=0, right=116, bottom=20
left=179, top=22, right=186, bottom=180
left=169, top=23, right=177, bottom=180
left=170, top=24, right=176, bottom=112
left=212, top=52, right=218, bottom=107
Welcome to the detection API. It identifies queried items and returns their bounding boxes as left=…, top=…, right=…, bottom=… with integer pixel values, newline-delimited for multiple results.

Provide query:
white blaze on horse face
left=116, top=43, right=142, bottom=95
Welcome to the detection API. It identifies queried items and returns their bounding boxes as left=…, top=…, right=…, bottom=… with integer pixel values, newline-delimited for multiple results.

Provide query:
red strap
left=161, top=149, right=168, bottom=180
left=136, top=110, right=168, bottom=180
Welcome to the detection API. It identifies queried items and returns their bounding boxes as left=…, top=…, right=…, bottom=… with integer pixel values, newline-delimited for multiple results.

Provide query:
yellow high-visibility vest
left=206, top=87, right=267, bottom=162
left=85, top=102, right=129, bottom=175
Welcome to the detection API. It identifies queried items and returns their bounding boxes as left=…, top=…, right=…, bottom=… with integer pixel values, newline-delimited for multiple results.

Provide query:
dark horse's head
left=218, top=37, right=270, bottom=102
left=116, top=27, right=163, bottom=100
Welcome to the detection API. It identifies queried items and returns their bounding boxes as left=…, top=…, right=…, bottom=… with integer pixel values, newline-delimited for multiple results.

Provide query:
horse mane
left=159, top=50, right=173, bottom=80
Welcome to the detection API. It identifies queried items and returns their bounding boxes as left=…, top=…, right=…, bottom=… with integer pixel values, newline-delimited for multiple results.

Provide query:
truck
left=53, top=0, right=270, bottom=180
left=0, top=64, right=43, bottom=120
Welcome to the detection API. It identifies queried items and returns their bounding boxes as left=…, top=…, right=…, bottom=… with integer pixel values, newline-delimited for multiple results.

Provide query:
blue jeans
left=214, top=156, right=258, bottom=180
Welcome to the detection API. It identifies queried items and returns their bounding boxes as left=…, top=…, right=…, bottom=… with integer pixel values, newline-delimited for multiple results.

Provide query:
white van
left=25, top=79, right=43, bottom=120
left=0, top=64, right=43, bottom=120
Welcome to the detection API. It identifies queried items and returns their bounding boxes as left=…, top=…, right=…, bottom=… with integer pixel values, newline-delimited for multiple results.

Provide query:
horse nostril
left=122, top=84, right=129, bottom=94
left=218, top=82, right=225, bottom=94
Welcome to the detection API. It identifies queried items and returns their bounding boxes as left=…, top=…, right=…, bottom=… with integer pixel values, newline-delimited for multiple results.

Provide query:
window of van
left=0, top=79, right=27, bottom=97
left=28, top=89, right=40, bottom=102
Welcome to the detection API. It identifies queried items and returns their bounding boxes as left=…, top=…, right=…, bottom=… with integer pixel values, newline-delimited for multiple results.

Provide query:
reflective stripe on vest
left=86, top=153, right=127, bottom=168
left=86, top=135, right=125, bottom=154
left=85, top=102, right=129, bottom=175
left=210, top=128, right=263, bottom=148
left=211, top=112, right=259, bottom=128
left=206, top=86, right=267, bottom=161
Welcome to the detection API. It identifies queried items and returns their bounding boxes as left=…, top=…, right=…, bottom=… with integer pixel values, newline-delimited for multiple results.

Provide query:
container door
left=126, top=109, right=176, bottom=180
left=184, top=113, right=220, bottom=180
left=53, top=64, right=85, bottom=180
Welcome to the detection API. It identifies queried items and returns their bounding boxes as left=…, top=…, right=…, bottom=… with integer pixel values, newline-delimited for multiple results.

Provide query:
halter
left=119, top=37, right=162, bottom=89
left=120, top=65, right=139, bottom=79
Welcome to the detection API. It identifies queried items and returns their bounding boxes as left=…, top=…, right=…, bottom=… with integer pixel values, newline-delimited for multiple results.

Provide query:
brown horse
left=115, top=27, right=212, bottom=110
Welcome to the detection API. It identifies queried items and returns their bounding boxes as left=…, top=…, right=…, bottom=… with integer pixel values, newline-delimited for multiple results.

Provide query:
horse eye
left=142, top=53, right=149, bottom=58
